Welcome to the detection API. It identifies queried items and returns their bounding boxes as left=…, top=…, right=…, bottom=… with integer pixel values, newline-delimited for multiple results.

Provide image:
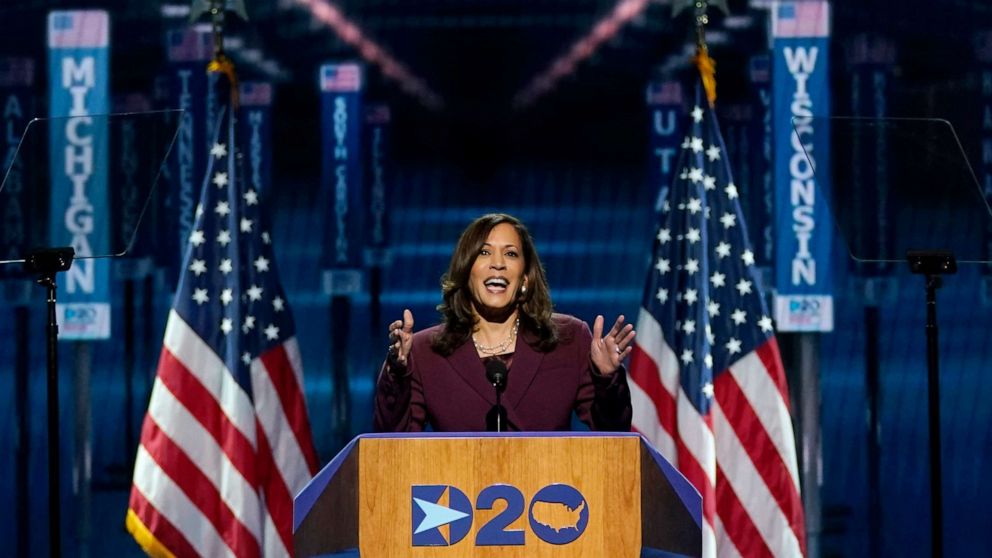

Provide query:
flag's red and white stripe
left=128, top=312, right=318, bottom=557
left=631, top=308, right=806, bottom=558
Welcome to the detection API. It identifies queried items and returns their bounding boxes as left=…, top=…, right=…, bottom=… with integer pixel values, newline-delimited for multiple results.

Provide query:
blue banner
left=319, top=63, right=364, bottom=295
left=1, top=58, right=35, bottom=276
left=846, top=34, right=897, bottom=280
left=0, top=58, right=37, bottom=306
left=718, top=101, right=754, bottom=214
left=111, top=93, right=155, bottom=279
left=364, top=103, right=391, bottom=267
left=165, top=27, right=213, bottom=284
left=749, top=54, right=774, bottom=271
left=645, top=80, right=684, bottom=212
left=976, top=31, right=992, bottom=301
left=772, top=0, right=834, bottom=332
left=239, top=82, right=272, bottom=195
left=150, top=72, right=179, bottom=275
left=48, top=10, right=111, bottom=339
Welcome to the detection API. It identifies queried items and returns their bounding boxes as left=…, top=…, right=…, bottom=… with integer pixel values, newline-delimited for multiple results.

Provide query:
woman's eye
left=506, top=251, right=518, bottom=258
left=480, top=249, right=490, bottom=256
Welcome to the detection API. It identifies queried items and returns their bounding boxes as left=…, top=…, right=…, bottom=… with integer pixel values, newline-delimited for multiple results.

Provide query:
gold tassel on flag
left=207, top=53, right=240, bottom=108
left=693, top=45, right=717, bottom=106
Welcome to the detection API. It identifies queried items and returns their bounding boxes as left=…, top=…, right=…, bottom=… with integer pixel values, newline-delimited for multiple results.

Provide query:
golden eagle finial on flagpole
left=672, top=0, right=729, bottom=106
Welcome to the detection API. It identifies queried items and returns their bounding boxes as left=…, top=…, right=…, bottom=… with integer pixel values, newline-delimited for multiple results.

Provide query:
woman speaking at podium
left=374, top=213, right=633, bottom=432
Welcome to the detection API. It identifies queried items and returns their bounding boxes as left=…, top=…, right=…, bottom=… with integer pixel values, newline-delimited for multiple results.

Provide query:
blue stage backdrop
left=976, top=30, right=992, bottom=302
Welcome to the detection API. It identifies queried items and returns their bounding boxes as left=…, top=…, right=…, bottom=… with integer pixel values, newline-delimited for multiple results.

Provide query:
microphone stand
left=494, top=388, right=504, bottom=433
left=485, top=359, right=508, bottom=432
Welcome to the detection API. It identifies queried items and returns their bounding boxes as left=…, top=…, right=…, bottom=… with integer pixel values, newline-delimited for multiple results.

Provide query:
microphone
left=485, top=358, right=508, bottom=393
left=484, top=359, right=509, bottom=432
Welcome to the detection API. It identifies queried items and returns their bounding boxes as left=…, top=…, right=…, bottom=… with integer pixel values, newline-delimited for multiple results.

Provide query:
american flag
left=127, top=66, right=319, bottom=557
left=240, top=82, right=274, bottom=107
left=319, top=63, right=363, bottom=92
left=629, top=77, right=806, bottom=557
left=47, top=10, right=109, bottom=48
left=365, top=103, right=391, bottom=125
left=0, top=57, right=34, bottom=87
left=771, top=0, right=830, bottom=39
left=166, top=28, right=213, bottom=63
left=645, top=80, right=683, bottom=106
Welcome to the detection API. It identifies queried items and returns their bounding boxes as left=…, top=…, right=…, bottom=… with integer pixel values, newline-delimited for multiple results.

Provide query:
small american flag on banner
left=240, top=82, right=274, bottom=107
left=365, top=103, right=391, bottom=125
left=47, top=10, right=109, bottom=48
left=166, top=28, right=213, bottom=63
left=629, top=75, right=806, bottom=557
left=127, top=65, right=319, bottom=557
left=748, top=55, right=770, bottom=85
left=319, top=63, right=363, bottom=92
left=0, top=57, right=34, bottom=87
left=771, top=0, right=830, bottom=39
left=646, top=80, right=684, bottom=107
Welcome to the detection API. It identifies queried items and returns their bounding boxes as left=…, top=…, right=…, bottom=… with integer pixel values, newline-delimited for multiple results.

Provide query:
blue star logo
left=411, top=485, right=473, bottom=546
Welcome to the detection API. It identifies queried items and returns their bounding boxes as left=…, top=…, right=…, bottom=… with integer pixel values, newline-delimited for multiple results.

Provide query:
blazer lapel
left=446, top=339, right=497, bottom=405
left=504, top=329, right=544, bottom=411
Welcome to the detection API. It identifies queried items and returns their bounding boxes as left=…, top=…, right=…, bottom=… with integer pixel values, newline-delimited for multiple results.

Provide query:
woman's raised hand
left=387, top=309, right=415, bottom=367
left=590, top=314, right=636, bottom=375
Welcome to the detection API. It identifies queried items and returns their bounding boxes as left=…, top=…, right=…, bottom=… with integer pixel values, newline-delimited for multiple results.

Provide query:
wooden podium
left=293, top=432, right=701, bottom=557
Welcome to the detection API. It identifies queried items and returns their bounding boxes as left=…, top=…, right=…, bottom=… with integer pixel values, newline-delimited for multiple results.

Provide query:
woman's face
left=468, top=223, right=527, bottom=315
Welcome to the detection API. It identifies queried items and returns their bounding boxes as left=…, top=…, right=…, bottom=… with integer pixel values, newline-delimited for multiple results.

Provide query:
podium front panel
left=358, top=435, right=641, bottom=557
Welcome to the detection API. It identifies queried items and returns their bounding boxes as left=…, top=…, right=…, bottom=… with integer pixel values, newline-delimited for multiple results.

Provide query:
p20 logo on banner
left=411, top=483, right=589, bottom=547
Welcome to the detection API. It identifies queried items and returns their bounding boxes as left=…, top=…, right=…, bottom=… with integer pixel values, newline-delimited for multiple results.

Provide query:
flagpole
left=865, top=300, right=882, bottom=558
left=73, top=341, right=93, bottom=557
left=124, top=278, right=137, bottom=468
left=330, top=295, right=352, bottom=449
left=14, top=301, right=30, bottom=558
left=797, top=334, right=822, bottom=558
left=44, top=272, right=62, bottom=558
left=141, top=272, right=155, bottom=435
left=675, top=0, right=727, bottom=106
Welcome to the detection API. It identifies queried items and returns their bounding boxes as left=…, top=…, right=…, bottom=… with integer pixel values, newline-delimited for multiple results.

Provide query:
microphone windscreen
left=485, top=358, right=508, bottom=387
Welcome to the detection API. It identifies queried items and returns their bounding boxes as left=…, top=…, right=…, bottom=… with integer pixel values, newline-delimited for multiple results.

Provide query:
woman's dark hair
left=431, top=213, right=558, bottom=356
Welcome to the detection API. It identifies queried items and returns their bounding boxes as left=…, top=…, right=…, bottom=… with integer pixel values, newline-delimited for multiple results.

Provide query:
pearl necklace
left=472, top=318, right=520, bottom=355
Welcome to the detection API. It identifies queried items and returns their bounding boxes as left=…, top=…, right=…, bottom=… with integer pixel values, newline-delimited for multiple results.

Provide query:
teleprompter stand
left=801, top=117, right=992, bottom=558
left=907, top=249, right=957, bottom=557
left=0, top=111, right=181, bottom=558
left=23, top=247, right=74, bottom=558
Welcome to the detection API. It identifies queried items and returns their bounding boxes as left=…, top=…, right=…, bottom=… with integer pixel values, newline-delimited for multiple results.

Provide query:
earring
left=521, top=284, right=527, bottom=294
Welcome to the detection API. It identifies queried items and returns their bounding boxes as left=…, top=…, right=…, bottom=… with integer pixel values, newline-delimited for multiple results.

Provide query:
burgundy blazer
left=373, top=313, right=632, bottom=432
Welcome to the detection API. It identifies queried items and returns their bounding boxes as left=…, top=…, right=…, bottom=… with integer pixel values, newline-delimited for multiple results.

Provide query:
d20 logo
left=410, top=483, right=589, bottom=547
left=528, top=484, right=589, bottom=545
left=411, top=485, right=473, bottom=546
